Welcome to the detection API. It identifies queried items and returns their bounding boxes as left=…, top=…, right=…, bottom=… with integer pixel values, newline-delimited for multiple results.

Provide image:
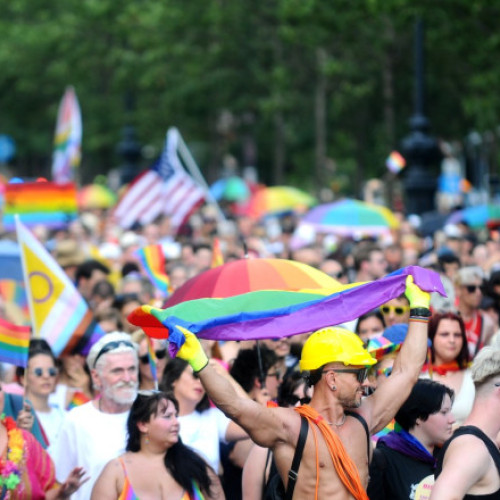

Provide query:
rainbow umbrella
left=241, top=186, right=317, bottom=219
left=292, top=199, right=399, bottom=245
left=165, top=257, right=340, bottom=307
left=78, top=184, right=117, bottom=210
left=446, top=203, right=500, bottom=228
left=209, top=176, right=250, bottom=202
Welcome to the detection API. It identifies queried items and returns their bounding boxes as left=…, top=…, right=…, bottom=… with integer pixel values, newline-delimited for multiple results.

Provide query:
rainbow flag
left=0, top=318, right=30, bottom=367
left=52, top=86, right=82, bottom=183
left=66, top=391, right=91, bottom=411
left=3, top=181, right=78, bottom=231
left=16, top=217, right=104, bottom=356
left=0, top=280, right=30, bottom=325
left=147, top=337, right=158, bottom=388
left=211, top=238, right=224, bottom=268
left=129, top=266, right=445, bottom=356
left=135, top=244, right=171, bottom=298
left=386, top=151, right=406, bottom=174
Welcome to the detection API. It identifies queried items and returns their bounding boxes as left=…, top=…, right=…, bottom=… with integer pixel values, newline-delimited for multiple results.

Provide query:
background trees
left=0, top=0, right=498, bottom=198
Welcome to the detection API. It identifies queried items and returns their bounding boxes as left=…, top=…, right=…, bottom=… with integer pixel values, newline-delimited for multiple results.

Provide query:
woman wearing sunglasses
left=19, top=339, right=66, bottom=447
left=131, top=330, right=169, bottom=390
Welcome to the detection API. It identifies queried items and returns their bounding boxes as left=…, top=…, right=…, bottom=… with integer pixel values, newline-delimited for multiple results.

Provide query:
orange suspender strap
left=295, top=405, right=369, bottom=500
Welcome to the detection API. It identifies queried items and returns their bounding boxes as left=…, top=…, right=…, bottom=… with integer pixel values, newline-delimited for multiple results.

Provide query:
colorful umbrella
left=446, top=203, right=500, bottom=228
left=238, top=186, right=317, bottom=219
left=291, top=199, right=399, bottom=245
left=165, top=257, right=340, bottom=307
left=78, top=184, right=117, bottom=210
left=209, top=176, right=250, bottom=202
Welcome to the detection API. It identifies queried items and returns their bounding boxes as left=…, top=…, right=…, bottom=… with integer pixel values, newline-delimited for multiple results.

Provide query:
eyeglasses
left=375, top=367, right=392, bottom=378
left=286, top=395, right=312, bottom=406
left=330, top=271, right=345, bottom=279
left=93, top=340, right=134, bottom=367
left=139, top=349, right=167, bottom=365
left=32, top=367, right=58, bottom=378
left=380, top=305, right=410, bottom=316
left=322, top=368, right=368, bottom=383
left=267, top=371, right=282, bottom=380
left=463, top=284, right=481, bottom=294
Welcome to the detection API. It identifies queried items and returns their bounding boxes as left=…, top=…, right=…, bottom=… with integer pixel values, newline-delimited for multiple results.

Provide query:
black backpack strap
left=285, top=415, right=309, bottom=500
left=345, top=410, right=370, bottom=460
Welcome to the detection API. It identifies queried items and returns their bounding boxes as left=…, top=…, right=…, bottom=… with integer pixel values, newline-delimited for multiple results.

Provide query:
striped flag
left=113, top=128, right=206, bottom=232
left=15, top=217, right=104, bottom=356
left=51, top=87, right=82, bottom=183
left=386, top=151, right=406, bottom=174
left=147, top=336, right=158, bottom=388
left=0, top=318, right=30, bottom=367
left=135, top=244, right=172, bottom=299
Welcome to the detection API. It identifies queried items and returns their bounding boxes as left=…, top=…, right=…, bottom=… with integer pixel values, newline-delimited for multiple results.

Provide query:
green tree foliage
left=0, top=0, right=499, bottom=193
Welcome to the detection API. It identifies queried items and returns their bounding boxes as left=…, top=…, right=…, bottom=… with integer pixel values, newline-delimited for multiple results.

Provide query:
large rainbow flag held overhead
left=3, top=181, right=78, bottom=231
left=129, top=265, right=446, bottom=357
left=16, top=217, right=104, bottom=356
left=0, top=318, right=30, bottom=367
left=51, top=86, right=82, bottom=183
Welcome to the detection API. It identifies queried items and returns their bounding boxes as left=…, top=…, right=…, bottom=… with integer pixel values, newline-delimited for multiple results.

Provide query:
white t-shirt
left=51, top=401, right=129, bottom=500
left=178, top=407, right=230, bottom=473
left=36, top=405, right=66, bottom=451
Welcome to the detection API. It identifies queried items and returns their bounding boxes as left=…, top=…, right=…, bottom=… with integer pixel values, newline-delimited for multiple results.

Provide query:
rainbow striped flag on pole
left=147, top=336, right=158, bottom=389
left=15, top=216, right=104, bottom=356
left=0, top=318, right=30, bottom=367
left=51, top=87, right=82, bottom=183
left=135, top=244, right=172, bottom=299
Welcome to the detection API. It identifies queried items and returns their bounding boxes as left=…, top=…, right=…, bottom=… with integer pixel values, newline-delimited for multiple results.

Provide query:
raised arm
left=177, top=327, right=296, bottom=448
left=360, top=276, right=431, bottom=433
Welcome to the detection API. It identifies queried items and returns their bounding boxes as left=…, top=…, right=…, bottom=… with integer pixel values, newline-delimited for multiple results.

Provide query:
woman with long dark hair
left=91, top=391, right=224, bottom=499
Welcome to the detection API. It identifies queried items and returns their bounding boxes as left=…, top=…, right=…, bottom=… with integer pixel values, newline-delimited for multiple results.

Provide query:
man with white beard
left=51, top=332, right=139, bottom=500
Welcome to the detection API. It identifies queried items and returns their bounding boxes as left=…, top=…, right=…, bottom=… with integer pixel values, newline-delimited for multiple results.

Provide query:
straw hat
left=54, top=239, right=86, bottom=268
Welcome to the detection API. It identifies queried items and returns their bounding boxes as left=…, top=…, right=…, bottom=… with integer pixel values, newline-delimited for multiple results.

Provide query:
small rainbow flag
left=147, top=336, right=158, bottom=388
left=4, top=181, right=78, bottom=231
left=367, top=336, right=398, bottom=361
left=135, top=244, right=172, bottom=298
left=211, top=238, right=224, bottom=268
left=0, top=280, right=30, bottom=325
left=386, top=151, right=406, bottom=174
left=0, top=318, right=30, bottom=367
left=66, top=391, right=91, bottom=411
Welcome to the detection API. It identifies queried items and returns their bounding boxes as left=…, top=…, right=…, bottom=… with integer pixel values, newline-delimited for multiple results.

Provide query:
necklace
left=0, top=414, right=25, bottom=492
left=326, top=413, right=346, bottom=427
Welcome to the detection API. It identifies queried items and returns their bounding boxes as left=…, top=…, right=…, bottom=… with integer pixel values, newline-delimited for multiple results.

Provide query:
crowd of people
left=1, top=203, right=500, bottom=499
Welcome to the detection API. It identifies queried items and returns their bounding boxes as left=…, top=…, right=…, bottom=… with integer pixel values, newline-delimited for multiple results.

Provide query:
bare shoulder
left=443, top=433, right=492, bottom=467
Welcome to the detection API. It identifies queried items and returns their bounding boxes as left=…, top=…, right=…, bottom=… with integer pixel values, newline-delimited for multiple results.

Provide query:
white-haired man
left=431, top=346, right=500, bottom=499
left=51, top=332, right=139, bottom=500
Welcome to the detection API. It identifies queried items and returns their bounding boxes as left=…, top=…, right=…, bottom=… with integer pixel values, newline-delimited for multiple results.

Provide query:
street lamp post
left=401, top=19, right=442, bottom=215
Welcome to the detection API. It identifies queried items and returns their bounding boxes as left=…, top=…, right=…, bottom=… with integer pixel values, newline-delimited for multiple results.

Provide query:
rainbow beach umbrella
left=165, top=257, right=339, bottom=307
left=78, top=184, right=117, bottom=210
left=447, top=203, right=500, bottom=229
left=209, top=176, right=250, bottom=202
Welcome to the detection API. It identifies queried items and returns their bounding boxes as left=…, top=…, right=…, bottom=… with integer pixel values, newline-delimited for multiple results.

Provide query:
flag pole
left=173, top=128, right=226, bottom=223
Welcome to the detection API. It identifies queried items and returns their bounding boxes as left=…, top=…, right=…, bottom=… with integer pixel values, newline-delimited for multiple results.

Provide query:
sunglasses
left=94, top=340, right=134, bottom=367
left=375, top=367, right=392, bottom=378
left=463, top=284, right=481, bottom=294
left=322, top=368, right=368, bottom=383
left=330, top=271, right=345, bottom=279
left=380, top=305, right=410, bottom=316
left=286, top=395, right=312, bottom=406
left=138, top=389, right=162, bottom=397
left=139, top=349, right=167, bottom=365
left=32, top=367, right=58, bottom=378
left=267, top=370, right=282, bottom=380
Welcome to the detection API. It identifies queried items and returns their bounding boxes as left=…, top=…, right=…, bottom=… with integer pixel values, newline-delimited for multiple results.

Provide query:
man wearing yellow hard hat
left=174, top=276, right=431, bottom=500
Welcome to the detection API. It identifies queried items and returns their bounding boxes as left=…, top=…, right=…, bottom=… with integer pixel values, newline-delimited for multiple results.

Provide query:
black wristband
left=410, top=307, right=431, bottom=317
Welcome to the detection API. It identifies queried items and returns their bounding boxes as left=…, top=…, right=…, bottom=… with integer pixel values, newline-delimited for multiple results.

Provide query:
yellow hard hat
left=299, top=327, right=376, bottom=371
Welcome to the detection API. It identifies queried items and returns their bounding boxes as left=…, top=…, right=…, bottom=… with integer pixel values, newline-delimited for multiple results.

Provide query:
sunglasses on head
left=322, top=367, right=368, bottom=383
left=94, top=340, right=134, bottom=367
left=463, top=284, right=481, bottom=294
left=32, top=367, right=58, bottom=378
left=139, top=349, right=167, bottom=365
left=380, top=305, right=410, bottom=316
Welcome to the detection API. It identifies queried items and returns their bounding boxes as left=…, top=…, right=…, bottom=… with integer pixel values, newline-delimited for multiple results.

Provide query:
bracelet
left=409, top=307, right=431, bottom=317
left=409, top=317, right=430, bottom=324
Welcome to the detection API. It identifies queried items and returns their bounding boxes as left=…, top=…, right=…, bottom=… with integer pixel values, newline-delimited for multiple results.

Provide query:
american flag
left=113, top=128, right=206, bottom=230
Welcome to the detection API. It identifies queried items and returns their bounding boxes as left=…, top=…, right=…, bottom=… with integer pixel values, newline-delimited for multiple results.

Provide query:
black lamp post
left=401, top=19, right=442, bottom=215
left=117, top=91, right=142, bottom=185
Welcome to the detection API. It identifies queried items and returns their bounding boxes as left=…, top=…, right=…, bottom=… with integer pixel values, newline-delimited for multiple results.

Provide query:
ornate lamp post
left=401, top=19, right=442, bottom=215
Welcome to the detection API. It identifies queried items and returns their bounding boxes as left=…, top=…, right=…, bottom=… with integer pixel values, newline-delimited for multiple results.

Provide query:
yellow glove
left=405, top=275, right=430, bottom=309
left=176, top=326, right=209, bottom=373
